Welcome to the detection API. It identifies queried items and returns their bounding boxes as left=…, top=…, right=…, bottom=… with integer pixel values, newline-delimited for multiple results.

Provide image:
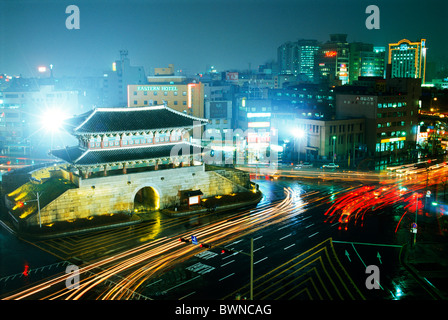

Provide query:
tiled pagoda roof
left=51, top=142, right=204, bottom=166
left=63, top=105, right=208, bottom=135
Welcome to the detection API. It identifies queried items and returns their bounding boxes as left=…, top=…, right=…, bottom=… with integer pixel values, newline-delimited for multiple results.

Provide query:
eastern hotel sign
left=137, top=85, right=178, bottom=91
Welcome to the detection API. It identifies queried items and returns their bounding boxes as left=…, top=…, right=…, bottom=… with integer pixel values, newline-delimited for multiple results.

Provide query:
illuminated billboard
left=226, top=72, right=238, bottom=81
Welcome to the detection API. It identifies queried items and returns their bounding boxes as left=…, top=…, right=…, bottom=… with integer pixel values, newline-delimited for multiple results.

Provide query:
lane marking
left=221, top=260, right=235, bottom=267
left=332, top=240, right=402, bottom=248
left=279, top=233, right=292, bottom=240
left=179, top=291, right=196, bottom=300
left=219, top=273, right=235, bottom=282
left=254, top=257, right=268, bottom=265
left=351, top=243, right=366, bottom=268
left=222, top=252, right=239, bottom=260
left=253, top=245, right=265, bottom=253
left=305, top=223, right=314, bottom=229
left=253, top=236, right=263, bottom=241
left=146, top=279, right=163, bottom=287
left=165, top=275, right=200, bottom=292
left=308, top=232, right=319, bottom=238
left=283, top=243, right=296, bottom=250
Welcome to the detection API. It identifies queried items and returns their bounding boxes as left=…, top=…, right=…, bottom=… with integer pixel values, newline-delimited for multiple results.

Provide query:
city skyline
left=1, top=0, right=447, bottom=77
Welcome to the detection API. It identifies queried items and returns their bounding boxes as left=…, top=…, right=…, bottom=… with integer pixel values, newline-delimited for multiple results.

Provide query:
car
left=301, top=162, right=313, bottom=168
left=322, top=163, right=339, bottom=169
left=294, top=162, right=313, bottom=170
left=339, top=212, right=350, bottom=224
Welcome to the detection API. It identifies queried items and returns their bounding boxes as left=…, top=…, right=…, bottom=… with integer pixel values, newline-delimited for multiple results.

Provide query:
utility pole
left=37, top=192, right=41, bottom=228
left=250, top=237, right=254, bottom=300
left=414, top=193, right=418, bottom=246
left=28, top=192, right=43, bottom=228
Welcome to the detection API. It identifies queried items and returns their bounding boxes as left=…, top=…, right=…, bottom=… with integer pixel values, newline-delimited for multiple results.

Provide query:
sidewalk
left=0, top=215, right=142, bottom=240
left=399, top=212, right=448, bottom=300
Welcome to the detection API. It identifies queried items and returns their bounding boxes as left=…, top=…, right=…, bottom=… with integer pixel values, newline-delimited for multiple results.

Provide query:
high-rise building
left=296, top=40, right=320, bottom=83
left=277, top=40, right=320, bottom=82
left=360, top=47, right=386, bottom=78
left=388, top=39, right=427, bottom=83
left=277, top=41, right=296, bottom=75
left=349, top=43, right=386, bottom=83
left=315, top=34, right=350, bottom=85
left=103, top=50, right=146, bottom=107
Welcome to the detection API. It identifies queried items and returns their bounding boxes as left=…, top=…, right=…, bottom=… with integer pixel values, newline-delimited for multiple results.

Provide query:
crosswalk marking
left=194, top=251, right=218, bottom=260
left=186, top=262, right=215, bottom=275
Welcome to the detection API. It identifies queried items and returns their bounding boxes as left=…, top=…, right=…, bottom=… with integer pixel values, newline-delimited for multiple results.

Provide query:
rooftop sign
left=137, top=86, right=178, bottom=91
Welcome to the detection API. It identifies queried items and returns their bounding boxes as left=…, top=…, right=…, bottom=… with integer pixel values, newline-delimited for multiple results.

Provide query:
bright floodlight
left=38, top=66, right=47, bottom=73
left=292, top=128, right=305, bottom=139
left=41, top=108, right=68, bottom=132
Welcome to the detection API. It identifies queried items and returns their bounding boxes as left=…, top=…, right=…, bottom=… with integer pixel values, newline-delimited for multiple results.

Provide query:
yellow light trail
left=4, top=186, right=343, bottom=300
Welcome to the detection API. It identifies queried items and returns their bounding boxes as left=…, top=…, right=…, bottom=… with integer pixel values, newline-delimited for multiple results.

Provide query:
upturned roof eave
left=51, top=142, right=205, bottom=167
left=71, top=123, right=206, bottom=137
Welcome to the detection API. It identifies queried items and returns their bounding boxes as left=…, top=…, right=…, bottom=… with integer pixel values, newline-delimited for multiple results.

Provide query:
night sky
left=1, top=0, right=446, bottom=77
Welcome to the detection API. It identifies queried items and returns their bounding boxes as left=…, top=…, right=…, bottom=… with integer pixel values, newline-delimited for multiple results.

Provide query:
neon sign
left=325, top=51, right=337, bottom=57
left=137, top=86, right=178, bottom=91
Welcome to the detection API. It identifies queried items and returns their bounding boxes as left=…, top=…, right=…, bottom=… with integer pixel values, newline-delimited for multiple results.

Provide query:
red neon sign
left=325, top=51, right=337, bottom=57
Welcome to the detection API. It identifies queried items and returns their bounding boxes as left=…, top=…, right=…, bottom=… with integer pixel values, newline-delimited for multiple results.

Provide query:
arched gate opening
left=134, top=186, right=160, bottom=213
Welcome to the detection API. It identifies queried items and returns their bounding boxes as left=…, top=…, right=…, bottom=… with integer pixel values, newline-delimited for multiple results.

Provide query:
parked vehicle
left=322, top=163, right=339, bottom=169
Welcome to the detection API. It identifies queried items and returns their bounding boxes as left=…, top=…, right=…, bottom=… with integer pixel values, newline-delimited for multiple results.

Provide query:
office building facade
left=315, top=34, right=350, bottom=85
left=388, top=39, right=427, bottom=83
left=127, top=82, right=204, bottom=119
left=277, top=40, right=320, bottom=82
left=103, top=50, right=146, bottom=107
left=335, top=78, right=421, bottom=165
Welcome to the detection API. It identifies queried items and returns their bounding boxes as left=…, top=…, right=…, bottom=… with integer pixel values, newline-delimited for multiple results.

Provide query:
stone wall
left=25, top=164, right=249, bottom=226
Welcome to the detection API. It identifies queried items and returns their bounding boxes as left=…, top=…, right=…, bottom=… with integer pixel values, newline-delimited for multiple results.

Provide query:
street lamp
left=332, top=136, right=337, bottom=163
left=292, top=128, right=305, bottom=163
left=41, top=108, right=69, bottom=133
left=413, top=193, right=419, bottom=246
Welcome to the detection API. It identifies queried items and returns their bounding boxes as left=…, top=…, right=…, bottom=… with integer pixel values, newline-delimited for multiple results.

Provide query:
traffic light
left=179, top=238, right=190, bottom=243
left=17, top=201, right=24, bottom=208
left=221, top=248, right=232, bottom=254
left=200, top=243, right=212, bottom=249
